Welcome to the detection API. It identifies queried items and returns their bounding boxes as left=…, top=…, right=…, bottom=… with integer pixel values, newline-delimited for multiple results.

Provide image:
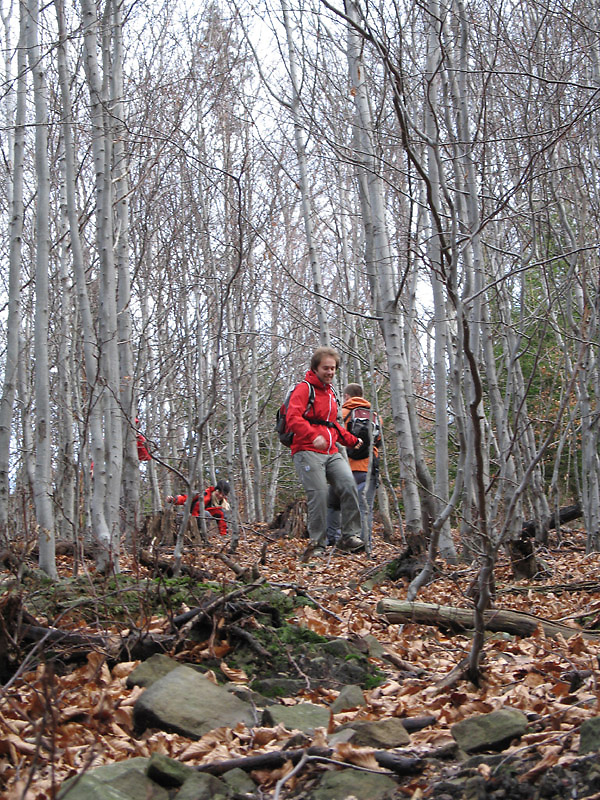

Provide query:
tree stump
left=384, top=531, right=427, bottom=582
left=140, top=512, right=205, bottom=546
left=269, top=499, right=308, bottom=539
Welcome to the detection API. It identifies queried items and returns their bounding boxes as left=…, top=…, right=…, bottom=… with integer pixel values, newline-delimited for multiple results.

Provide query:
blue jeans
left=293, top=450, right=362, bottom=548
left=327, top=468, right=378, bottom=546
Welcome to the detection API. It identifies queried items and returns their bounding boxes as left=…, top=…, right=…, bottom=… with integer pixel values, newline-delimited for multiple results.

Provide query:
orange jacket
left=342, top=396, right=379, bottom=473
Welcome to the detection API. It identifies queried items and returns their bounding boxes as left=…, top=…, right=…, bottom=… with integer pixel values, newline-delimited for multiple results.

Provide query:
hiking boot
left=337, top=535, right=364, bottom=552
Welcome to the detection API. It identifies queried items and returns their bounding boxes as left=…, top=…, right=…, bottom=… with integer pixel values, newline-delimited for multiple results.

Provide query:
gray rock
left=251, top=677, right=305, bottom=697
left=58, top=762, right=167, bottom=800
left=328, top=728, right=357, bottom=746
left=262, top=702, right=331, bottom=733
left=360, top=633, right=385, bottom=658
left=133, top=664, right=257, bottom=738
left=321, top=638, right=357, bottom=658
left=579, top=717, right=600, bottom=754
left=58, top=775, right=133, bottom=800
left=126, top=654, right=181, bottom=689
left=312, top=768, right=398, bottom=799
left=225, top=683, right=275, bottom=706
left=337, top=659, right=370, bottom=685
left=341, top=717, right=410, bottom=748
left=67, top=758, right=150, bottom=782
left=222, top=767, right=257, bottom=794
left=176, top=773, right=231, bottom=800
left=146, top=752, right=197, bottom=787
left=331, top=684, right=367, bottom=713
left=451, top=707, right=528, bottom=753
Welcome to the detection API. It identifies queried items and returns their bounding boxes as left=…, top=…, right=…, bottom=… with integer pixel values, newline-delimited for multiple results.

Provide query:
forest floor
left=2, top=519, right=600, bottom=798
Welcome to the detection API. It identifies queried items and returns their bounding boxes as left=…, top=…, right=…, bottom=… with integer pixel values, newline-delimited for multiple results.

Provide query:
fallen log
left=521, top=503, right=582, bottom=539
left=377, top=600, right=600, bottom=641
left=507, top=503, right=584, bottom=579
left=138, top=549, right=211, bottom=581
left=497, top=579, right=600, bottom=596
left=194, top=745, right=423, bottom=776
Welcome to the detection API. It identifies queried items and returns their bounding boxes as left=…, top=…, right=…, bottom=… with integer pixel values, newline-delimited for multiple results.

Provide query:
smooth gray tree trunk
left=27, top=0, right=56, bottom=578
left=0, top=3, right=25, bottom=540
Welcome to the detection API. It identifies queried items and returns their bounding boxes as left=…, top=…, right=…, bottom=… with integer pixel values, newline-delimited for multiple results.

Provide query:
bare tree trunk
left=27, top=0, right=56, bottom=579
left=249, top=303, right=264, bottom=522
left=81, top=0, right=123, bottom=572
left=280, top=0, right=330, bottom=346
left=0, top=3, right=25, bottom=541
left=55, top=0, right=102, bottom=563
left=225, top=368, right=240, bottom=552
left=55, top=166, right=76, bottom=543
left=346, top=0, right=423, bottom=534
left=424, top=0, right=455, bottom=562
left=111, top=0, right=139, bottom=549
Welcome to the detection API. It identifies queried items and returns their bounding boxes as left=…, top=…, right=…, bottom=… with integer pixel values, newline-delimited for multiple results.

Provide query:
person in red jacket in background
left=135, top=419, right=152, bottom=461
left=166, top=479, right=231, bottom=535
left=91, top=418, right=151, bottom=476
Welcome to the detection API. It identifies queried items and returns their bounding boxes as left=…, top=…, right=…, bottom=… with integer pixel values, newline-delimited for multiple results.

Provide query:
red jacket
left=286, top=370, right=360, bottom=456
left=137, top=433, right=152, bottom=461
left=171, top=490, right=228, bottom=535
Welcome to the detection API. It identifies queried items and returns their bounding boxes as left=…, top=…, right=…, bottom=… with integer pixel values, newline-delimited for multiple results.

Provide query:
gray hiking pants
left=293, top=450, right=362, bottom=548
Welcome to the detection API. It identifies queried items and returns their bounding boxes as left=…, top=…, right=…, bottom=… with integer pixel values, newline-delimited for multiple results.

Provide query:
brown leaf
left=219, top=661, right=248, bottom=683
left=335, top=741, right=380, bottom=769
left=520, top=745, right=563, bottom=781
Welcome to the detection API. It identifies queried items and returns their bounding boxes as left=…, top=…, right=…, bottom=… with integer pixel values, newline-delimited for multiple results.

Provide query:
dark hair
left=344, top=383, right=363, bottom=398
left=310, top=346, right=340, bottom=371
left=215, top=479, right=230, bottom=495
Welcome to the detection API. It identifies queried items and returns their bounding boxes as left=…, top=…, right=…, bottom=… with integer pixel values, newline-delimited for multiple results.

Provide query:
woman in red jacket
left=166, top=480, right=230, bottom=535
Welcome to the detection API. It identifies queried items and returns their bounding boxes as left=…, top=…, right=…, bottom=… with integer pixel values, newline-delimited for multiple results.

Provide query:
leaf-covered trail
left=1, top=526, right=600, bottom=798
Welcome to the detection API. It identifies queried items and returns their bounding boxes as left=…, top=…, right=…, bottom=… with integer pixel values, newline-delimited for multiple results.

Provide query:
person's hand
left=165, top=495, right=173, bottom=503
left=313, top=434, right=328, bottom=450
left=354, top=438, right=363, bottom=449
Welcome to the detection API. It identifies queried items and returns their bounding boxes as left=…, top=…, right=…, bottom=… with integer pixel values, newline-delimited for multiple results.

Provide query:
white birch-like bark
left=423, top=0, right=456, bottom=561
left=0, top=3, right=25, bottom=538
left=56, top=160, right=76, bottom=543
left=111, top=1, right=138, bottom=546
left=27, top=0, right=56, bottom=578
left=81, top=0, right=122, bottom=572
left=55, top=0, right=105, bottom=558
left=346, top=0, right=423, bottom=533
left=280, top=0, right=330, bottom=346
left=138, top=284, right=162, bottom=513
left=249, top=299, right=264, bottom=522
left=224, top=368, right=240, bottom=551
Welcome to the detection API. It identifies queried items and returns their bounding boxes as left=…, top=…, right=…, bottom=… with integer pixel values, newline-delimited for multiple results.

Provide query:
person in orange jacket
left=326, top=385, right=381, bottom=548
left=166, top=479, right=231, bottom=535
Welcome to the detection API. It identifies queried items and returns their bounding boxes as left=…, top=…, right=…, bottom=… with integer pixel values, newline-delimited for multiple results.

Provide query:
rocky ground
left=2, top=523, right=600, bottom=798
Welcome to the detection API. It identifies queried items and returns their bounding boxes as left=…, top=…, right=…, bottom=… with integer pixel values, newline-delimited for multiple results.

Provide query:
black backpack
left=346, top=406, right=381, bottom=460
left=275, top=380, right=316, bottom=447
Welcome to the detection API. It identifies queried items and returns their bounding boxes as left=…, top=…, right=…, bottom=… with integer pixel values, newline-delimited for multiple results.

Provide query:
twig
left=228, top=625, right=271, bottom=659
left=171, top=579, right=266, bottom=628
left=285, top=648, right=311, bottom=691
left=273, top=751, right=309, bottom=800
left=294, top=588, right=345, bottom=624
left=194, top=745, right=422, bottom=776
